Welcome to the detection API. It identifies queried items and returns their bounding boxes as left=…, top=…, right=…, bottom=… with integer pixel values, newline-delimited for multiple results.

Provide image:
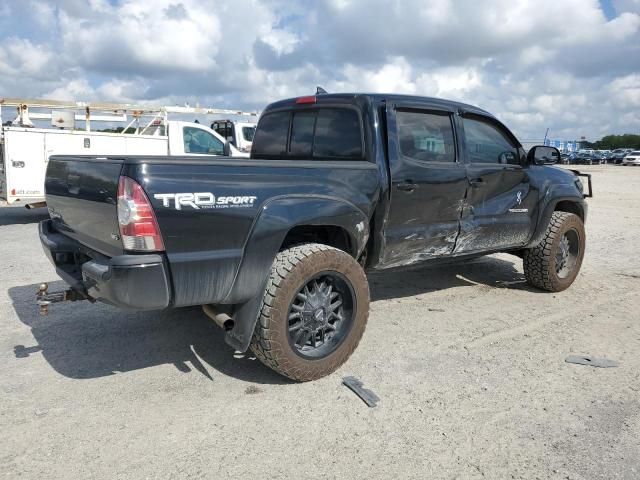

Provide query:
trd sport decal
left=154, top=193, right=257, bottom=210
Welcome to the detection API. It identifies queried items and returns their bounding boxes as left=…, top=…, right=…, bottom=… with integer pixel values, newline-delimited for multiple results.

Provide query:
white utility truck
left=0, top=98, right=259, bottom=205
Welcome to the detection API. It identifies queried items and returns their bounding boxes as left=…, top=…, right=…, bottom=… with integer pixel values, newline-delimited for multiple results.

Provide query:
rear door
left=455, top=114, right=536, bottom=253
left=3, top=129, right=46, bottom=202
left=381, top=105, right=468, bottom=267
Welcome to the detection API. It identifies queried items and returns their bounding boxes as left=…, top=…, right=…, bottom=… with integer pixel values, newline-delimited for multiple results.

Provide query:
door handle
left=469, top=178, right=484, bottom=188
left=397, top=182, right=417, bottom=192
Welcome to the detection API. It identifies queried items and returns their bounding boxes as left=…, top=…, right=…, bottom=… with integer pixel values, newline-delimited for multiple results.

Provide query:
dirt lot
left=1, top=165, right=639, bottom=479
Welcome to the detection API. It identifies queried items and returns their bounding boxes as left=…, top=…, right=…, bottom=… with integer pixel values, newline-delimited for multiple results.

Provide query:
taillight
left=117, top=176, right=164, bottom=252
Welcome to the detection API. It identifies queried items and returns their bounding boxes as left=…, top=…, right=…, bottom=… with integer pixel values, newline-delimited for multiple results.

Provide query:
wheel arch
left=554, top=200, right=584, bottom=221
left=222, top=195, right=370, bottom=351
left=280, top=224, right=357, bottom=258
left=527, top=196, right=586, bottom=247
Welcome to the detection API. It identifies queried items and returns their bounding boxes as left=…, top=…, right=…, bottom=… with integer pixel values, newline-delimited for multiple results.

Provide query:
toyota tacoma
left=37, top=92, right=592, bottom=381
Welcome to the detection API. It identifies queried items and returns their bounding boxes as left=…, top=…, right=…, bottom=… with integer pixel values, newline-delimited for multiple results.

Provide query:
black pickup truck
left=38, top=93, right=591, bottom=381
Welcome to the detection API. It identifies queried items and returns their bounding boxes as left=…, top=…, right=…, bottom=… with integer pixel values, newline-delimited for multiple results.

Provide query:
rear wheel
left=250, top=243, right=370, bottom=382
left=523, top=212, right=585, bottom=292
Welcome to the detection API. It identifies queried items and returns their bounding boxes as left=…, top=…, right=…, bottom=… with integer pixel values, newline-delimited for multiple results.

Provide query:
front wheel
left=523, top=212, right=585, bottom=292
left=250, top=243, right=370, bottom=382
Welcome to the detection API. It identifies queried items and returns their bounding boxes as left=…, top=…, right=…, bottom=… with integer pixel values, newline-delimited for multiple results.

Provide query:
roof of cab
left=264, top=93, right=494, bottom=118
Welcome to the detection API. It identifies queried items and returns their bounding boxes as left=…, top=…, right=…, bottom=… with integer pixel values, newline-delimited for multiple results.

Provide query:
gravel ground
left=1, top=165, right=639, bottom=479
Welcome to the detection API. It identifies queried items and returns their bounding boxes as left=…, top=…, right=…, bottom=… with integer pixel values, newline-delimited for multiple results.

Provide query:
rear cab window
left=252, top=106, right=364, bottom=160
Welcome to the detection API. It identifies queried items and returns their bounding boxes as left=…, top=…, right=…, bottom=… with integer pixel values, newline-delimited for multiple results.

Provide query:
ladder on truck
left=0, top=97, right=259, bottom=134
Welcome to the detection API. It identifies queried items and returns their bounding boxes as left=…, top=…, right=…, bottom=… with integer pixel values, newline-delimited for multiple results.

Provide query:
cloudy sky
left=0, top=0, right=639, bottom=141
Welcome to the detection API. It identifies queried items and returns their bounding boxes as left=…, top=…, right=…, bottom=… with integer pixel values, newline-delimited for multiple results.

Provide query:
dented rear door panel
left=378, top=103, right=468, bottom=268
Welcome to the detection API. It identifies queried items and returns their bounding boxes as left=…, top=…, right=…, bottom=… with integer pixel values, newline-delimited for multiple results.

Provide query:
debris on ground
left=244, top=385, right=263, bottom=395
left=342, top=376, right=380, bottom=407
left=565, top=355, right=619, bottom=368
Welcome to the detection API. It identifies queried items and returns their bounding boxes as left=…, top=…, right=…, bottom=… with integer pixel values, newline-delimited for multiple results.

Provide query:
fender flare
left=223, top=195, right=369, bottom=351
left=527, top=194, right=585, bottom=247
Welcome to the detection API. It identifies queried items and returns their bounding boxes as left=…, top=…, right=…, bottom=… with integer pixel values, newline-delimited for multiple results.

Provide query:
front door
left=381, top=106, right=468, bottom=268
left=455, top=114, right=536, bottom=254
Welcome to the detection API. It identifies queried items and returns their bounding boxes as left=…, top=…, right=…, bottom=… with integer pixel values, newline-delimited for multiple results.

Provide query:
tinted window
left=462, top=117, right=519, bottom=165
left=252, top=112, right=290, bottom=157
left=290, top=111, right=316, bottom=156
left=313, top=109, right=362, bottom=158
left=397, top=110, right=455, bottom=162
left=252, top=108, right=363, bottom=160
left=212, top=122, right=234, bottom=142
left=242, top=126, right=255, bottom=142
left=183, top=127, right=224, bottom=155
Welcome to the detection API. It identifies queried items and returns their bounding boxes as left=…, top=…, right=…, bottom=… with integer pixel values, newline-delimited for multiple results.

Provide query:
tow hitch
left=36, top=283, right=86, bottom=315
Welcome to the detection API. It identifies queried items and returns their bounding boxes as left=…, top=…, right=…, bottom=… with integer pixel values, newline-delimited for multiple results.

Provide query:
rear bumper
left=39, top=219, right=171, bottom=310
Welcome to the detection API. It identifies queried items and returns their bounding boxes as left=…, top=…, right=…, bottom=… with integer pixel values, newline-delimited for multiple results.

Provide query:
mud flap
left=224, top=279, right=268, bottom=352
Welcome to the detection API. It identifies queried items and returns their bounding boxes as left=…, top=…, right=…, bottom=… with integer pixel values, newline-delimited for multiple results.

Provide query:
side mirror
left=528, top=145, right=560, bottom=165
left=223, top=141, right=232, bottom=156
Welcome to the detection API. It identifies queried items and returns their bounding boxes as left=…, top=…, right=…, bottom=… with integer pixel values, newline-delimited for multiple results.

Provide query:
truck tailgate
left=45, top=156, right=125, bottom=257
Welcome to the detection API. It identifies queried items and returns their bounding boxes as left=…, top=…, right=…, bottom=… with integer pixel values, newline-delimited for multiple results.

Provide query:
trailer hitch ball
left=36, top=283, right=86, bottom=315
left=37, top=283, right=50, bottom=316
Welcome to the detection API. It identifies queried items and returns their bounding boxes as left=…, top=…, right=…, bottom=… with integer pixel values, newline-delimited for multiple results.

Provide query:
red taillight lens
left=117, top=176, right=164, bottom=252
left=296, top=96, right=317, bottom=104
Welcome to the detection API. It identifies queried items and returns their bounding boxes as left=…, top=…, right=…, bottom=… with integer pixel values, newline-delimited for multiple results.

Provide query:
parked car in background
left=597, top=150, right=612, bottom=163
left=591, top=152, right=606, bottom=165
left=622, top=151, right=640, bottom=165
left=574, top=152, right=595, bottom=165
left=567, top=152, right=580, bottom=164
left=612, top=148, right=634, bottom=164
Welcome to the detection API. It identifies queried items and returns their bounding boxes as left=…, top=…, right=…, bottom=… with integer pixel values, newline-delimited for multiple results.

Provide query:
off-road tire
left=523, top=211, right=585, bottom=292
left=250, top=243, right=370, bottom=382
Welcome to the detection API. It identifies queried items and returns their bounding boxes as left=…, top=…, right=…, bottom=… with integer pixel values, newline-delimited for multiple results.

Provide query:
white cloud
left=609, top=74, right=640, bottom=107
left=57, top=0, right=223, bottom=73
left=0, top=0, right=638, bottom=141
left=44, top=79, right=97, bottom=101
left=342, top=58, right=418, bottom=93
left=0, top=38, right=54, bottom=78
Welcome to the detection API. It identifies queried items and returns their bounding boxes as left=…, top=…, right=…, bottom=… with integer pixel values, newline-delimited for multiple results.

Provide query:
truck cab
left=166, top=121, right=246, bottom=157
left=211, top=120, right=256, bottom=153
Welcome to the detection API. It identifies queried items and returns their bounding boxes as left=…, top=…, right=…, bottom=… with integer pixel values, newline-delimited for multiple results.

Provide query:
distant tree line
left=584, top=134, right=640, bottom=150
